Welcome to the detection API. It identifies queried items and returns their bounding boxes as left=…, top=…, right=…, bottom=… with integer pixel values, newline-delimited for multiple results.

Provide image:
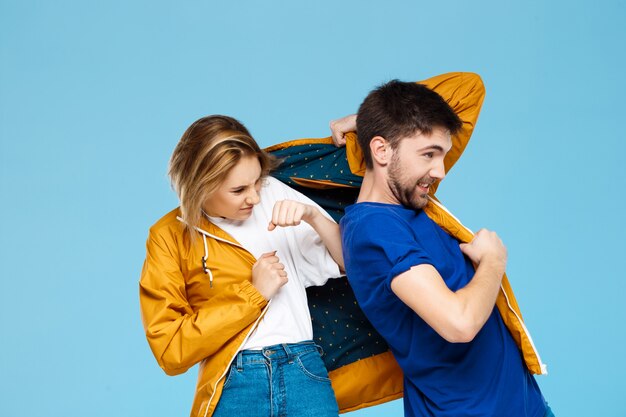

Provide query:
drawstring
left=177, top=215, right=247, bottom=289
left=201, top=233, right=214, bottom=288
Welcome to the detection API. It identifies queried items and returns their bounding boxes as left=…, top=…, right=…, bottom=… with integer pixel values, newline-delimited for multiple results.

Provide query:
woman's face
left=202, top=154, right=263, bottom=221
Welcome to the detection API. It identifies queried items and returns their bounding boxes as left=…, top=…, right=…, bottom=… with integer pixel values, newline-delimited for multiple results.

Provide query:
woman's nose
left=246, top=188, right=260, bottom=205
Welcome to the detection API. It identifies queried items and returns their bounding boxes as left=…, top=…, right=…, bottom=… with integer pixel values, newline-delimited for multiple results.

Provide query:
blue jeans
left=213, top=341, right=339, bottom=417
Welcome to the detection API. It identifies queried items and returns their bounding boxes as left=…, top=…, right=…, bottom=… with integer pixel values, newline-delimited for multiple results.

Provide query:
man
left=339, top=75, right=552, bottom=416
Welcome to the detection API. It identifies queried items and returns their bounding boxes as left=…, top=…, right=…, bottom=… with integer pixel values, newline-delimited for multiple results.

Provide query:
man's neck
left=357, top=171, right=399, bottom=205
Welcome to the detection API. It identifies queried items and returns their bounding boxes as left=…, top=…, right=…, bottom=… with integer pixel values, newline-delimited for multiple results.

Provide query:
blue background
left=1, top=1, right=625, bottom=416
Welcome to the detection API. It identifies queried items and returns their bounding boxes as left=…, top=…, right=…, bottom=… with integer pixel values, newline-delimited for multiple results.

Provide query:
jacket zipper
left=499, top=289, right=548, bottom=374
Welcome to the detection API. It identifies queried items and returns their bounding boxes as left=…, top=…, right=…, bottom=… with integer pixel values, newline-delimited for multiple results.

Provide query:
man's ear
left=370, top=136, right=390, bottom=166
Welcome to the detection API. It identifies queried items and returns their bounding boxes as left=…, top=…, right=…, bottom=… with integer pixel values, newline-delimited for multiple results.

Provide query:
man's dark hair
left=356, top=80, right=463, bottom=169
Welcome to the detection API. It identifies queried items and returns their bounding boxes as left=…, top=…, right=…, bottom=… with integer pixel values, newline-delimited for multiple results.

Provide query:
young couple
left=139, top=72, right=553, bottom=417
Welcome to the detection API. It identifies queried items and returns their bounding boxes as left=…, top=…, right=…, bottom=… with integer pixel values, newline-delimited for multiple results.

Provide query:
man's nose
left=430, top=160, right=446, bottom=180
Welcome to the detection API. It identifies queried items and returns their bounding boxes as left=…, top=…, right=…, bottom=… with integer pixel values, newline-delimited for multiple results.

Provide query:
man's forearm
left=454, top=257, right=505, bottom=339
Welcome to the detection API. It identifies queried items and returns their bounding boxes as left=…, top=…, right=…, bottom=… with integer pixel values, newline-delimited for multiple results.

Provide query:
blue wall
left=1, top=1, right=625, bottom=416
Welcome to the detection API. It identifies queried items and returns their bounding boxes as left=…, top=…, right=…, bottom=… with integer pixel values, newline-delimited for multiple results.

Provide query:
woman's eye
left=424, top=152, right=434, bottom=159
left=232, top=189, right=244, bottom=194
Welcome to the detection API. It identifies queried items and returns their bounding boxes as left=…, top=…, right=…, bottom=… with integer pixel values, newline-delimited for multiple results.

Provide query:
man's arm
left=390, top=229, right=506, bottom=343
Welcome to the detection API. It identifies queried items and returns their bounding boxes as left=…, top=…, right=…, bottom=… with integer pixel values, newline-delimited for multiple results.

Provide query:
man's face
left=386, top=127, right=452, bottom=210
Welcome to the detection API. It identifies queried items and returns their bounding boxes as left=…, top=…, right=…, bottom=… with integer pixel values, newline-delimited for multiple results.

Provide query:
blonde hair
left=169, top=115, right=280, bottom=237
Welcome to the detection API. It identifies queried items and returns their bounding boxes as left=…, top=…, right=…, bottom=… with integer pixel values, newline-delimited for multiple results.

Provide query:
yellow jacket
left=140, top=72, right=545, bottom=417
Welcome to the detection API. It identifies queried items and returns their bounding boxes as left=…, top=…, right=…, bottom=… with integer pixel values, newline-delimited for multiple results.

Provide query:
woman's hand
left=268, top=200, right=315, bottom=231
left=268, top=200, right=344, bottom=271
left=329, top=114, right=357, bottom=147
left=252, top=251, right=288, bottom=300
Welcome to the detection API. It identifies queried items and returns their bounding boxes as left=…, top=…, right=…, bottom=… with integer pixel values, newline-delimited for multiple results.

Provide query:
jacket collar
left=176, top=212, right=245, bottom=249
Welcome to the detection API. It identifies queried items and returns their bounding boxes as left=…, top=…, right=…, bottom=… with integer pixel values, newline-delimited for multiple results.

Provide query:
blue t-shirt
left=340, top=202, right=546, bottom=417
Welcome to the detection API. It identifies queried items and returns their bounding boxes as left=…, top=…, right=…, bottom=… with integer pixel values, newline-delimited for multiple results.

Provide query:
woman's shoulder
left=148, top=207, right=184, bottom=236
left=263, top=176, right=306, bottom=201
left=264, top=175, right=289, bottom=190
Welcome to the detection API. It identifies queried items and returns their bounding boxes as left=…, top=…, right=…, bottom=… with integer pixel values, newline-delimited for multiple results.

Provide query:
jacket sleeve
left=139, top=228, right=268, bottom=376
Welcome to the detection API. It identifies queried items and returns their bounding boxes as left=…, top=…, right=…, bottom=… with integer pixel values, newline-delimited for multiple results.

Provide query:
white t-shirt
left=207, top=176, right=341, bottom=350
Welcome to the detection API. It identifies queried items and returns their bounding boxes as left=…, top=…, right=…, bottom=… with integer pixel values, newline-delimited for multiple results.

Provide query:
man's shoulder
left=342, top=204, right=419, bottom=252
left=342, top=202, right=412, bottom=230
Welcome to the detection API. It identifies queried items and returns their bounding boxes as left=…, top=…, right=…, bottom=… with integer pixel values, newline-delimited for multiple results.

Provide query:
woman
left=139, top=115, right=344, bottom=417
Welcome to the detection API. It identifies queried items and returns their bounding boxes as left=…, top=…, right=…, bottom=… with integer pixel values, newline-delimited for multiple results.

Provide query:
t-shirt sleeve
left=344, top=210, right=434, bottom=294
left=267, top=177, right=341, bottom=286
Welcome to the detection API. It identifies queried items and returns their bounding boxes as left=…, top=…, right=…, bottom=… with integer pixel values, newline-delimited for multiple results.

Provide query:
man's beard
left=388, top=159, right=432, bottom=211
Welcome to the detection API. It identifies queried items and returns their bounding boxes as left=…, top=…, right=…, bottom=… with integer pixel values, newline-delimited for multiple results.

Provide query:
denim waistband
left=234, top=341, right=322, bottom=367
